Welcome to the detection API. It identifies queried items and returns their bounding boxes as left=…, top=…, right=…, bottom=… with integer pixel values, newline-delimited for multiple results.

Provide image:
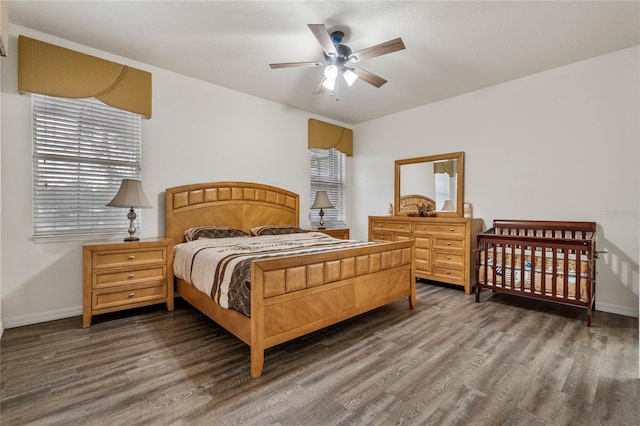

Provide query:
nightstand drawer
left=93, top=266, right=166, bottom=289
left=93, top=248, right=166, bottom=269
left=93, top=282, right=167, bottom=311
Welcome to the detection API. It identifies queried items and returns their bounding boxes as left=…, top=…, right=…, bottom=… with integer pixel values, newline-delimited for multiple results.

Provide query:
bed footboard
left=475, top=220, right=596, bottom=327
left=250, top=240, right=415, bottom=377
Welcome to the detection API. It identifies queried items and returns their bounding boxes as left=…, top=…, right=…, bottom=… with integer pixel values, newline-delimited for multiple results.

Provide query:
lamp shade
left=310, top=191, right=334, bottom=209
left=106, top=179, right=152, bottom=208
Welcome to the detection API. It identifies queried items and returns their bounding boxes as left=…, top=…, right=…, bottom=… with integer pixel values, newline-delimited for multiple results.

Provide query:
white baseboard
left=596, top=301, right=639, bottom=318
left=3, top=306, right=82, bottom=329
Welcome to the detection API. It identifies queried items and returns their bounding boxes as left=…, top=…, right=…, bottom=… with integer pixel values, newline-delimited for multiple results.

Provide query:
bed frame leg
left=251, top=347, right=265, bottom=378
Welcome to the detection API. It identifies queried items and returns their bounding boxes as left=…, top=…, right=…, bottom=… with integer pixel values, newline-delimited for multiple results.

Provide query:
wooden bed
left=475, top=220, right=597, bottom=326
left=165, top=181, right=415, bottom=377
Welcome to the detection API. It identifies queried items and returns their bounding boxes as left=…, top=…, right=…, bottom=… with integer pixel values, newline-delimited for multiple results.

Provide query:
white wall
left=0, top=36, right=4, bottom=336
left=352, top=46, right=640, bottom=318
left=0, top=25, right=350, bottom=327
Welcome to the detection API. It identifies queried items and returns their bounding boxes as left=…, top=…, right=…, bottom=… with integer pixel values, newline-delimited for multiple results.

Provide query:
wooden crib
left=475, top=220, right=597, bottom=326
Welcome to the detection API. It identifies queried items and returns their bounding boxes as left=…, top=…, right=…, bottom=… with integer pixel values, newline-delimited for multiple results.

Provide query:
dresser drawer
left=371, top=232, right=394, bottom=242
left=432, top=236, right=465, bottom=251
left=371, top=220, right=412, bottom=233
left=415, top=223, right=465, bottom=236
left=93, top=266, right=166, bottom=289
left=93, top=248, right=166, bottom=269
left=93, top=282, right=167, bottom=311
left=433, top=265, right=464, bottom=282
left=433, top=251, right=464, bottom=266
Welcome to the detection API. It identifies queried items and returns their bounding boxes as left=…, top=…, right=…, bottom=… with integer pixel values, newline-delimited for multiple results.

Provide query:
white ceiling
left=8, top=1, right=640, bottom=124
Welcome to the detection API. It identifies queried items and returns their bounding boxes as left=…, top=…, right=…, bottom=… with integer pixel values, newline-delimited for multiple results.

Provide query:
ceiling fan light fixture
left=322, top=65, right=338, bottom=90
left=342, top=68, right=358, bottom=86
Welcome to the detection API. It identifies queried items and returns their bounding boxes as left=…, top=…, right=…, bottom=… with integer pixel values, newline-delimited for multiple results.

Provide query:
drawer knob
left=129, top=273, right=135, bottom=278
left=447, top=241, right=452, bottom=246
left=446, top=270, right=451, bottom=274
left=380, top=236, right=385, bottom=240
left=421, top=226, right=426, bottom=230
left=446, top=256, right=451, bottom=260
left=128, top=255, right=135, bottom=260
left=449, top=228, right=454, bottom=232
left=377, top=224, right=382, bottom=227
left=128, top=292, right=135, bottom=298
left=399, top=225, right=404, bottom=228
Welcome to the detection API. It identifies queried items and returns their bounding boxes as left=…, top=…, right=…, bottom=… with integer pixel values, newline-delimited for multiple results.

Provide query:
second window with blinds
left=310, top=147, right=346, bottom=227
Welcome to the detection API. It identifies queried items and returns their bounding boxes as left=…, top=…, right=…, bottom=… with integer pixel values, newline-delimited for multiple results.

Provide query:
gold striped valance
left=308, top=118, right=353, bottom=156
left=434, top=160, right=455, bottom=177
left=18, top=35, right=152, bottom=118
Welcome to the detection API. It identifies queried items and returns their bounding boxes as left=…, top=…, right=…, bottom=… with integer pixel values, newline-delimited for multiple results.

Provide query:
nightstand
left=309, top=228, right=350, bottom=240
left=83, top=238, right=173, bottom=328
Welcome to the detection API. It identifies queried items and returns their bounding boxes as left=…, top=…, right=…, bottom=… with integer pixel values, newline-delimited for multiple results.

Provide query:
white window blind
left=32, top=94, right=143, bottom=241
left=310, top=147, right=346, bottom=226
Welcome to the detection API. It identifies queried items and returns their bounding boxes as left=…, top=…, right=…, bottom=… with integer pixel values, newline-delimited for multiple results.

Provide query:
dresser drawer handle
left=128, top=292, right=135, bottom=298
left=446, top=270, right=451, bottom=275
left=447, top=241, right=452, bottom=246
left=446, top=256, right=451, bottom=260
left=449, top=228, right=454, bottom=232
left=128, top=255, right=135, bottom=260
left=379, top=236, right=385, bottom=240
left=421, top=226, right=427, bottom=230
left=399, top=225, right=404, bottom=228
left=129, top=273, right=135, bottom=278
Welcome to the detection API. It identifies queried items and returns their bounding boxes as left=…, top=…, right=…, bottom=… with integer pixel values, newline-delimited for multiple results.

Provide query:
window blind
left=310, top=148, right=346, bottom=226
left=32, top=94, right=143, bottom=241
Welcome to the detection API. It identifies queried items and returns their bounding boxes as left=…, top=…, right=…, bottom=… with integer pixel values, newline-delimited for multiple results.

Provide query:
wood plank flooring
left=1, top=282, right=638, bottom=425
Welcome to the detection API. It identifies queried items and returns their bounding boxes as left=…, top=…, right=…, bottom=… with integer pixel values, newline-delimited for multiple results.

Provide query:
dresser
left=369, top=216, right=482, bottom=294
left=83, top=238, right=173, bottom=327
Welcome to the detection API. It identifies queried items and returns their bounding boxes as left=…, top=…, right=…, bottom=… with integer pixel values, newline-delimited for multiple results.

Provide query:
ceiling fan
left=269, top=24, right=406, bottom=95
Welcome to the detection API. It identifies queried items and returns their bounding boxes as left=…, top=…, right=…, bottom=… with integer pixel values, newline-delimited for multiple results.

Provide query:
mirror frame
left=394, top=151, right=465, bottom=218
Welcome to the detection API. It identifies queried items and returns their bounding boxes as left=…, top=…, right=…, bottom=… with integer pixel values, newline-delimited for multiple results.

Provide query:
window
left=310, top=147, right=346, bottom=226
left=32, top=94, right=142, bottom=241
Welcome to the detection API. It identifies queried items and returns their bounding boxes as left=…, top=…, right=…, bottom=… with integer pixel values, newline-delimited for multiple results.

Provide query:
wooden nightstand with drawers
left=308, top=228, right=350, bottom=240
left=82, top=238, right=173, bottom=328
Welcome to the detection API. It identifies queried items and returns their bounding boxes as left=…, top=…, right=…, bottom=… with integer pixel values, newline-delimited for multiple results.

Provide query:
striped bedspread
left=173, top=232, right=375, bottom=316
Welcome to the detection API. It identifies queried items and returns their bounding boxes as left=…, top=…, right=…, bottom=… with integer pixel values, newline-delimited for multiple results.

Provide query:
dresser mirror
left=394, top=152, right=464, bottom=217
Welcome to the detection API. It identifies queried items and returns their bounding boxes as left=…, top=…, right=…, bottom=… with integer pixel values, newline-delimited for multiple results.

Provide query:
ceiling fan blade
left=348, top=38, right=405, bottom=63
left=313, top=77, right=327, bottom=94
left=351, top=66, right=387, bottom=88
left=269, top=61, right=323, bottom=69
left=308, top=24, right=338, bottom=57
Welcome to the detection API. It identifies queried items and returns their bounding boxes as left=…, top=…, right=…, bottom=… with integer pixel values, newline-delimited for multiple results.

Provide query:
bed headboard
left=165, top=181, right=300, bottom=244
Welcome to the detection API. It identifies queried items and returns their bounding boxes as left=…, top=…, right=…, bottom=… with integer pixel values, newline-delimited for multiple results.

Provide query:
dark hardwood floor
left=1, top=282, right=638, bottom=425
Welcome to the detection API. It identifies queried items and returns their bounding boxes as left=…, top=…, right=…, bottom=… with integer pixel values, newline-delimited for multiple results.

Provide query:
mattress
left=478, top=246, right=591, bottom=301
left=173, top=232, right=375, bottom=316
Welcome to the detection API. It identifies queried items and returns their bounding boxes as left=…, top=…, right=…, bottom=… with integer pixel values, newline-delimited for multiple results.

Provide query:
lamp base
left=317, top=227, right=326, bottom=230
left=124, top=236, right=140, bottom=242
